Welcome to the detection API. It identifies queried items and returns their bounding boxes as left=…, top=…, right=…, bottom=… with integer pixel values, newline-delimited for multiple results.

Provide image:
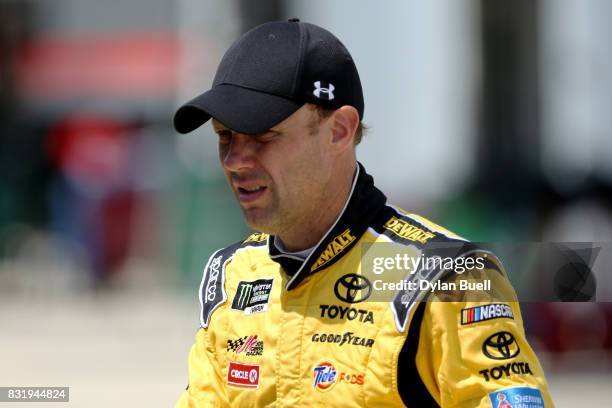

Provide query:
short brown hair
left=310, top=105, right=367, bottom=145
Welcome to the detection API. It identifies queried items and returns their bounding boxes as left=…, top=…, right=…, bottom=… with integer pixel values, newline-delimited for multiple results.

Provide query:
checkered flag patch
left=227, top=336, right=248, bottom=352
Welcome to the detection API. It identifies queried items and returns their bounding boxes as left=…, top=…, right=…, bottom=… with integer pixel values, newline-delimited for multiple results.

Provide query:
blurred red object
left=47, top=113, right=129, bottom=194
left=46, top=112, right=148, bottom=284
left=15, top=33, right=180, bottom=97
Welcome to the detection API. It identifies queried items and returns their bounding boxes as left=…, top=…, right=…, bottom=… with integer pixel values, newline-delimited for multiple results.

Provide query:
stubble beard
left=240, top=189, right=308, bottom=239
left=239, top=189, right=283, bottom=234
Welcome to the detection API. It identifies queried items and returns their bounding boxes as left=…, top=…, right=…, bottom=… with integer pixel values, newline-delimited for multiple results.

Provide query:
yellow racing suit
left=176, top=163, right=554, bottom=407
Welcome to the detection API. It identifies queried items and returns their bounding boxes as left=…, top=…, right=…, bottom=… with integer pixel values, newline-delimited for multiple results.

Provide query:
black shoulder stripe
left=397, top=302, right=440, bottom=408
left=373, top=207, right=486, bottom=331
left=390, top=261, right=458, bottom=333
left=199, top=234, right=270, bottom=327
left=479, top=251, right=506, bottom=275
left=198, top=241, right=243, bottom=328
left=388, top=250, right=472, bottom=332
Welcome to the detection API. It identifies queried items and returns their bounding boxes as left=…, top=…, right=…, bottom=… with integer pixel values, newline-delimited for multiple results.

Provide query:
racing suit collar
left=268, top=162, right=388, bottom=290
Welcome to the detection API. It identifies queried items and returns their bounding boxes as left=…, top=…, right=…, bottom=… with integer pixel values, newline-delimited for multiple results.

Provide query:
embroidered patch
left=231, top=278, right=274, bottom=315
left=227, top=335, right=264, bottom=356
left=227, top=361, right=260, bottom=389
left=488, top=386, right=544, bottom=408
left=462, top=303, right=514, bottom=325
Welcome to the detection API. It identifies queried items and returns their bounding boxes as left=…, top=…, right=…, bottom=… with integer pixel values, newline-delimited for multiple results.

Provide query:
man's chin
left=242, top=208, right=278, bottom=234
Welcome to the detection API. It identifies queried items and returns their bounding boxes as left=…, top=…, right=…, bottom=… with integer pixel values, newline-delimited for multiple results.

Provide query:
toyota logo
left=334, top=274, right=372, bottom=303
left=482, top=331, right=520, bottom=360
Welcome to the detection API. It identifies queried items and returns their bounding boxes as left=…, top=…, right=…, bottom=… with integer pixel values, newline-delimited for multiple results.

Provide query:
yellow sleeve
left=175, top=328, right=228, bottom=408
left=415, top=267, right=555, bottom=407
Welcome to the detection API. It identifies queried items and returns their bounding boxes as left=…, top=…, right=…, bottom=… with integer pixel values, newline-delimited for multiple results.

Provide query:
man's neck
left=275, top=163, right=357, bottom=252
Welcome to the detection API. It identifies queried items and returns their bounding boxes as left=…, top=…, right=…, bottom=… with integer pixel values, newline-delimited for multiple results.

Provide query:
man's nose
left=221, top=133, right=257, bottom=172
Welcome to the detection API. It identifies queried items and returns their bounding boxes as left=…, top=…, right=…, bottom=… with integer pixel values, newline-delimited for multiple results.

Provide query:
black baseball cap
left=173, top=19, right=364, bottom=134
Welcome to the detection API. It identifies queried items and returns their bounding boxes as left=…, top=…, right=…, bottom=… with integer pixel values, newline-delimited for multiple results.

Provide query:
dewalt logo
left=243, top=233, right=268, bottom=244
left=311, top=229, right=356, bottom=272
left=383, top=216, right=435, bottom=244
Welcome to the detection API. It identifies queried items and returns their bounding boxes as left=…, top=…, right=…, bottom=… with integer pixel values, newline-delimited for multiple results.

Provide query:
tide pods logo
left=313, top=361, right=337, bottom=391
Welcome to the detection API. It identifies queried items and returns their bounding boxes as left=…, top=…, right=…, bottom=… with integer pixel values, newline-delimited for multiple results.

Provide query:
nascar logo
left=462, top=303, right=514, bottom=325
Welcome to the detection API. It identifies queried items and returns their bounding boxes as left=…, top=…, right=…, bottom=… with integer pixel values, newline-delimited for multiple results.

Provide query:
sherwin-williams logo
left=243, top=233, right=268, bottom=244
left=231, top=279, right=273, bottom=315
left=312, top=362, right=337, bottom=391
left=488, top=386, right=544, bottom=408
left=383, top=216, right=435, bottom=244
left=311, top=229, right=356, bottom=271
left=462, top=304, right=514, bottom=325
left=493, top=392, right=513, bottom=408
left=227, top=361, right=260, bottom=389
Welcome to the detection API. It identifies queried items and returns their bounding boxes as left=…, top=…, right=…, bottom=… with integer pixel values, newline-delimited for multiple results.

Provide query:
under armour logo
left=313, top=81, right=335, bottom=100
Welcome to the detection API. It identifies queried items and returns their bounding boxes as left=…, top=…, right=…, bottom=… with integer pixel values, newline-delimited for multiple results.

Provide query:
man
left=173, top=19, right=554, bottom=407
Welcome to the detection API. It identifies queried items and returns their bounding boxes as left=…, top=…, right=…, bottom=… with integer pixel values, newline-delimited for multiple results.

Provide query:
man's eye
left=256, top=132, right=278, bottom=142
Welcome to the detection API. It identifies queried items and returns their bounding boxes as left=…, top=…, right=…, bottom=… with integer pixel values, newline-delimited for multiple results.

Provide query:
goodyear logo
left=383, top=216, right=435, bottom=244
left=243, top=233, right=268, bottom=244
left=311, top=229, right=356, bottom=271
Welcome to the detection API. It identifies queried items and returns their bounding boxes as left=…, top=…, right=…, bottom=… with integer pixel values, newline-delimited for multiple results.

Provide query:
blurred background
left=0, top=0, right=611, bottom=406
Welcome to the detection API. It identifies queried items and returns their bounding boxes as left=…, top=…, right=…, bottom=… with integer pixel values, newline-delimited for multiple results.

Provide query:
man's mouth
left=238, top=186, right=265, bottom=193
left=236, top=186, right=267, bottom=203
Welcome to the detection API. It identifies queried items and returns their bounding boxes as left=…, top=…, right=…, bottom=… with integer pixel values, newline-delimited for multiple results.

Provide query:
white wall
left=283, top=0, right=481, bottom=205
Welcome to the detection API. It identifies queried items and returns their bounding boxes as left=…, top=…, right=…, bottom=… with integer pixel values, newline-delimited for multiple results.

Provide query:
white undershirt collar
left=272, top=235, right=314, bottom=260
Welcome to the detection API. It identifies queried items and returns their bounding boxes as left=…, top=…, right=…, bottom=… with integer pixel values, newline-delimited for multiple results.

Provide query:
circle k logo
left=334, top=273, right=372, bottom=303
left=227, top=361, right=260, bottom=389
left=482, top=331, right=520, bottom=360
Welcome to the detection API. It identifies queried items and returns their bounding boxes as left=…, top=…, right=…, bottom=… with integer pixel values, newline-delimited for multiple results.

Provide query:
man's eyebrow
left=211, top=123, right=281, bottom=136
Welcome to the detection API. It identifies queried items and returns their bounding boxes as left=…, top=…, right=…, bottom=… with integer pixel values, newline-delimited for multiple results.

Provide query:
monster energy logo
left=235, top=284, right=254, bottom=309
left=231, top=278, right=274, bottom=315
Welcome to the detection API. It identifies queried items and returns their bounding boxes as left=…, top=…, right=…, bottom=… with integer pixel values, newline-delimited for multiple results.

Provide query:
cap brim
left=173, top=84, right=303, bottom=134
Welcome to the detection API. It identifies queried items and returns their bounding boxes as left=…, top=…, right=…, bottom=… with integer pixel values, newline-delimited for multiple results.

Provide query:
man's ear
left=329, top=105, right=359, bottom=153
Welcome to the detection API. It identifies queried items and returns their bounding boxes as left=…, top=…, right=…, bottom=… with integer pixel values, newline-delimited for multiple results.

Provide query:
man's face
left=213, top=105, right=333, bottom=236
